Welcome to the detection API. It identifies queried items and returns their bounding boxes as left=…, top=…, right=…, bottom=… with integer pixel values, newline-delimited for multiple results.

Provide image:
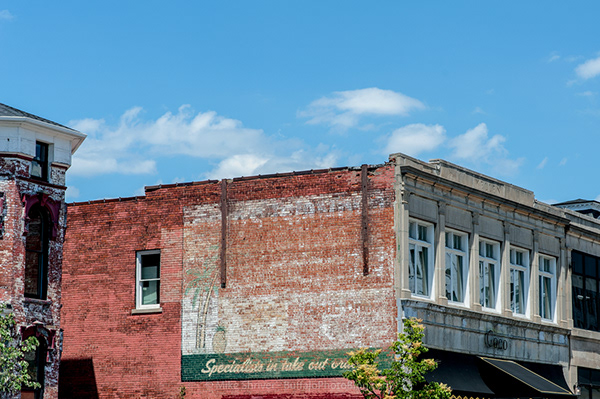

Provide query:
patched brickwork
left=61, top=165, right=397, bottom=398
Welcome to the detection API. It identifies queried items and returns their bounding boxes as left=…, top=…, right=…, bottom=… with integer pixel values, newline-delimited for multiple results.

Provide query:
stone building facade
left=392, top=154, right=574, bottom=398
left=0, top=103, right=84, bottom=399
left=58, top=151, right=600, bottom=398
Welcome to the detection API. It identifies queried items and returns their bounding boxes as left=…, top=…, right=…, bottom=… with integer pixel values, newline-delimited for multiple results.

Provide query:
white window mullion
left=445, top=230, right=467, bottom=304
left=409, top=219, right=434, bottom=298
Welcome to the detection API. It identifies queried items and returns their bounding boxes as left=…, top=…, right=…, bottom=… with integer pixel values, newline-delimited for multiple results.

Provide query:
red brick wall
left=60, top=165, right=396, bottom=399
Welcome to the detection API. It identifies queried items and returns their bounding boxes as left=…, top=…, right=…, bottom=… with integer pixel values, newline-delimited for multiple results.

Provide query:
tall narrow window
left=408, top=220, right=434, bottom=297
left=445, top=230, right=467, bottom=303
left=20, top=329, right=47, bottom=399
left=136, top=250, right=161, bottom=309
left=21, top=337, right=46, bottom=399
left=24, top=205, right=49, bottom=299
left=539, top=255, right=556, bottom=321
left=510, top=247, right=530, bottom=315
left=30, top=142, right=49, bottom=181
left=572, top=251, right=599, bottom=331
left=479, top=239, right=501, bottom=310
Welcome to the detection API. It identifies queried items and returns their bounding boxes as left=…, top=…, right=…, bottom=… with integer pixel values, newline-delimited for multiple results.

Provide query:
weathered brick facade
left=0, top=104, right=84, bottom=399
left=60, top=165, right=397, bottom=398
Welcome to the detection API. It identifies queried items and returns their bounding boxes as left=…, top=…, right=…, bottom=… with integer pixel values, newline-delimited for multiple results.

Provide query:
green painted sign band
left=182, top=348, right=391, bottom=381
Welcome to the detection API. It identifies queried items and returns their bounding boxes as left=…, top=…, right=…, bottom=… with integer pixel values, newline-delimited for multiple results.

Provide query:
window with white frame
left=445, top=230, right=467, bottom=303
left=539, top=255, right=556, bottom=321
left=408, top=220, right=434, bottom=297
left=510, top=247, right=530, bottom=315
left=479, top=239, right=500, bottom=310
left=136, top=250, right=161, bottom=309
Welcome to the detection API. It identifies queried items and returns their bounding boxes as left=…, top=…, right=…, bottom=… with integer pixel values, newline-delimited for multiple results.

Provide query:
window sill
left=23, top=297, right=51, bottom=306
left=131, top=307, right=163, bottom=315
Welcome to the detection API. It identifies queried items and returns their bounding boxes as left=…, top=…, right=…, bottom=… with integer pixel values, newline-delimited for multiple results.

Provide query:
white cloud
left=449, top=123, right=505, bottom=162
left=68, top=106, right=269, bottom=177
left=473, top=107, right=486, bottom=115
left=208, top=154, right=269, bottom=178
left=206, top=149, right=340, bottom=180
left=69, top=105, right=339, bottom=180
left=559, top=158, right=568, bottom=166
left=576, top=56, right=600, bottom=80
left=0, top=10, right=13, bottom=20
left=300, top=88, right=425, bottom=129
left=384, top=124, right=446, bottom=157
left=537, top=157, right=548, bottom=169
left=448, top=123, right=523, bottom=176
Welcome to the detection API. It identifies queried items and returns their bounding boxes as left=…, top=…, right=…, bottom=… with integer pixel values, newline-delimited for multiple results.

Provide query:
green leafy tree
left=0, top=304, right=40, bottom=397
left=344, top=317, right=451, bottom=399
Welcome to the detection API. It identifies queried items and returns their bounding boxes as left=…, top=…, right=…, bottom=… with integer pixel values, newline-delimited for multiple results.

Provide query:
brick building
left=59, top=150, right=600, bottom=398
left=0, top=103, right=85, bottom=399
left=60, top=164, right=397, bottom=398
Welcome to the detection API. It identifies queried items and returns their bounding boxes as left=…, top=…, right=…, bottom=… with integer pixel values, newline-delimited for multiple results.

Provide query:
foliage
left=0, top=304, right=40, bottom=396
left=343, top=318, right=452, bottom=399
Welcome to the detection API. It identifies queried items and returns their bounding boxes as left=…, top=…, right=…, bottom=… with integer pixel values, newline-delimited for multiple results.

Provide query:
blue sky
left=1, top=2, right=600, bottom=203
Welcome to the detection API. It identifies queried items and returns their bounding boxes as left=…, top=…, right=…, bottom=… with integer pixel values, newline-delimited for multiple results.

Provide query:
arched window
left=25, top=205, right=49, bottom=299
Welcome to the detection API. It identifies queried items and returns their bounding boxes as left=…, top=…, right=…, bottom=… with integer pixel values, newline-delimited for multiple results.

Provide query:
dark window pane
left=592, top=368, right=600, bottom=385
left=586, top=255, right=598, bottom=278
left=141, top=253, right=160, bottom=267
left=573, top=251, right=584, bottom=275
left=24, top=252, right=40, bottom=296
left=587, top=277, right=599, bottom=331
left=24, top=206, right=48, bottom=299
left=579, top=367, right=592, bottom=385
left=573, top=274, right=585, bottom=329
left=31, top=142, right=48, bottom=181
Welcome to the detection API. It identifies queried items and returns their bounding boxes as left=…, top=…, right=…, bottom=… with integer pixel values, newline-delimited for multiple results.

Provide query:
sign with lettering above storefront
left=484, top=330, right=509, bottom=350
left=182, top=348, right=393, bottom=381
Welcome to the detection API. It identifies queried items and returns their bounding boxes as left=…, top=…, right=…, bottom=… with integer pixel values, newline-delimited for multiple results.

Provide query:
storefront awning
left=426, top=349, right=495, bottom=396
left=425, top=349, right=576, bottom=399
left=478, top=356, right=576, bottom=399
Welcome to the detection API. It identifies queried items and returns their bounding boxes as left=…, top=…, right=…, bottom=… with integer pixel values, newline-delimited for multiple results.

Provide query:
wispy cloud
left=472, top=107, right=486, bottom=115
left=0, top=10, right=13, bottom=20
left=383, top=124, right=446, bottom=157
left=70, top=105, right=339, bottom=180
left=576, top=56, right=600, bottom=80
left=537, top=157, right=548, bottom=169
left=577, top=91, right=596, bottom=97
left=547, top=52, right=560, bottom=63
left=559, top=158, right=568, bottom=166
left=299, top=87, right=425, bottom=129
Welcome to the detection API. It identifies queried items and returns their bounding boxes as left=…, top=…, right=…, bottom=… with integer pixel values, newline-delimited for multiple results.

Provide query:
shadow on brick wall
left=58, top=358, right=99, bottom=399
